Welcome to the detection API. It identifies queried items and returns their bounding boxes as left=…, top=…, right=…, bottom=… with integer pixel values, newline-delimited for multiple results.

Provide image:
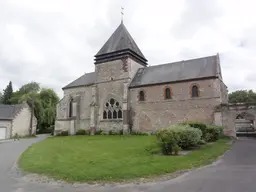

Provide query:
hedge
left=183, top=121, right=224, bottom=142
left=156, top=125, right=202, bottom=155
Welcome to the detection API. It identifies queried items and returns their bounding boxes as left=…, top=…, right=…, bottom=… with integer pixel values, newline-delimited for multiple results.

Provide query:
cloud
left=0, top=0, right=256, bottom=97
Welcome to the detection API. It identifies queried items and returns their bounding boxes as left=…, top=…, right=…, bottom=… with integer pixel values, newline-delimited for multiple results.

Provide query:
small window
left=108, top=110, right=112, bottom=119
left=103, top=111, right=107, bottom=119
left=118, top=110, right=122, bottom=118
left=139, top=91, right=145, bottom=101
left=192, top=85, right=199, bottom=97
left=113, top=110, right=117, bottom=119
left=69, top=98, right=73, bottom=117
left=165, top=88, right=171, bottom=99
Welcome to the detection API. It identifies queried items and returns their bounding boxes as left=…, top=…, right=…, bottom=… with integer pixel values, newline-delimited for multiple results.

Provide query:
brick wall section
left=129, top=78, right=222, bottom=132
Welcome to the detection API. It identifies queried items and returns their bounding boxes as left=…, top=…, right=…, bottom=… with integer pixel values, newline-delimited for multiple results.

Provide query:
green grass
left=19, top=136, right=231, bottom=182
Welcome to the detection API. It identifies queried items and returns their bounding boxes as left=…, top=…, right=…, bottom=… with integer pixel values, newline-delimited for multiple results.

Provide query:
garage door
left=0, top=127, right=6, bottom=140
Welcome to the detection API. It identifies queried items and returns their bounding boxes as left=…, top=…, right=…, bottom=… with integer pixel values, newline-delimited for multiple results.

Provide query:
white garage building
left=0, top=103, right=37, bottom=140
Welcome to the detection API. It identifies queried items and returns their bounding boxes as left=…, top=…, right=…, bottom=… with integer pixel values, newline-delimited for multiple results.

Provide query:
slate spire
left=94, top=22, right=147, bottom=65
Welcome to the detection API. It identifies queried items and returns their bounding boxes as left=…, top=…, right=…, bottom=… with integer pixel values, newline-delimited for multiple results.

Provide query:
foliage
left=56, top=131, right=69, bottom=136
left=198, top=139, right=206, bottom=145
left=228, top=90, right=256, bottom=103
left=0, top=92, right=2, bottom=104
left=8, top=82, right=59, bottom=134
left=156, top=125, right=202, bottom=155
left=171, top=125, right=202, bottom=149
left=2, top=81, right=13, bottom=104
left=156, top=129, right=181, bottom=155
left=204, top=125, right=223, bottom=142
left=19, top=136, right=231, bottom=182
left=130, top=130, right=148, bottom=135
left=95, top=129, right=103, bottom=135
left=76, top=129, right=89, bottom=135
left=183, top=121, right=207, bottom=138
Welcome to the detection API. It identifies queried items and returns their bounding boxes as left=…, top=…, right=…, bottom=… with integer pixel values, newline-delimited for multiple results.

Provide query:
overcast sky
left=1, top=0, right=256, bottom=97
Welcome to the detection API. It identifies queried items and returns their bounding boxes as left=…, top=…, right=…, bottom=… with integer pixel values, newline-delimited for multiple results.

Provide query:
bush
left=171, top=125, right=202, bottom=150
left=56, top=131, right=69, bottom=136
left=76, top=129, right=86, bottom=135
left=183, top=121, right=207, bottom=138
left=95, top=130, right=103, bottom=135
left=204, top=125, right=223, bottom=142
left=156, top=129, right=180, bottom=155
left=198, top=139, right=206, bottom=145
left=130, top=130, right=148, bottom=136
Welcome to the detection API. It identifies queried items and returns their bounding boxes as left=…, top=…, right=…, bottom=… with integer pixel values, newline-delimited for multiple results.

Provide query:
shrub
left=56, top=131, right=69, bottom=136
left=170, top=125, right=202, bottom=150
left=108, top=130, right=120, bottom=135
left=183, top=121, right=207, bottom=138
left=156, top=129, right=180, bottom=155
left=204, top=125, right=223, bottom=142
left=130, top=130, right=148, bottom=136
left=95, top=130, right=103, bottom=135
left=76, top=129, right=86, bottom=135
left=198, top=139, right=206, bottom=145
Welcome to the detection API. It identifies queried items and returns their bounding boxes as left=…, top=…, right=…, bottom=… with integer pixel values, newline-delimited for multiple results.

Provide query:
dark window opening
left=103, top=111, right=107, bottom=119
left=118, top=110, right=122, bottom=118
left=113, top=110, right=117, bottom=119
left=69, top=98, right=73, bottom=117
left=139, top=91, right=145, bottom=101
left=165, top=88, right=171, bottom=99
left=108, top=110, right=112, bottom=119
left=192, top=85, right=199, bottom=97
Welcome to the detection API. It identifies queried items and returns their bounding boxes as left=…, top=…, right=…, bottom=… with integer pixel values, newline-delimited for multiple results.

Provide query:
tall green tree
left=0, top=92, right=3, bottom=104
left=19, top=91, right=41, bottom=136
left=38, top=88, right=59, bottom=133
left=2, top=81, right=13, bottom=104
left=228, top=90, right=256, bottom=103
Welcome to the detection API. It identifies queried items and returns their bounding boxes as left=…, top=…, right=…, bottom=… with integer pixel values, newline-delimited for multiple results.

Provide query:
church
left=54, top=21, right=228, bottom=135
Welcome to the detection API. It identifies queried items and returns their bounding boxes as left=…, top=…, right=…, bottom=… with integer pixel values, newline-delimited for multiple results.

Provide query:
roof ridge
left=147, top=54, right=217, bottom=69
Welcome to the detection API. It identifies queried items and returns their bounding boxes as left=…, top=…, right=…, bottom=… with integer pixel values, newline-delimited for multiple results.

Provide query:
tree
left=228, top=90, right=256, bottom=103
left=2, top=81, right=13, bottom=104
left=0, top=92, right=2, bottom=104
left=19, top=91, right=40, bottom=136
left=8, top=82, right=59, bottom=134
left=38, top=88, right=59, bottom=133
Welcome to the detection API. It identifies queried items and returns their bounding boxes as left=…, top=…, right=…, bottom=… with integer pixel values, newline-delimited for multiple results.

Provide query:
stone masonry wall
left=129, top=78, right=222, bottom=132
left=95, top=57, right=144, bottom=131
left=12, top=106, right=37, bottom=136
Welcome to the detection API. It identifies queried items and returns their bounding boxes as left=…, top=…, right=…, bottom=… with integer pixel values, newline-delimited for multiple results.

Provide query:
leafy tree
left=8, top=82, right=59, bottom=134
left=228, top=90, right=256, bottom=103
left=18, top=91, right=41, bottom=136
left=0, top=92, right=2, bottom=104
left=38, top=88, right=59, bottom=133
left=2, top=81, right=13, bottom=104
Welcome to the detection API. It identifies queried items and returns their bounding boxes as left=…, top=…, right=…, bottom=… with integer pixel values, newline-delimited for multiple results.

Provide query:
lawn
left=19, top=136, right=231, bottom=182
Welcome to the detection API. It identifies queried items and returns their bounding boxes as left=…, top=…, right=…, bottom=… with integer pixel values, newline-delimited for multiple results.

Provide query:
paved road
left=1, top=137, right=256, bottom=192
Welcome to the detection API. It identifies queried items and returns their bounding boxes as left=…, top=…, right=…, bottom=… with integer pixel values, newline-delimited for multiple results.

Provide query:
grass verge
left=19, top=136, right=231, bottom=182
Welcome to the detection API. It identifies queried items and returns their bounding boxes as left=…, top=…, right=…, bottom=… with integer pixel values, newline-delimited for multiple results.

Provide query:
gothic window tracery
left=103, top=98, right=122, bottom=120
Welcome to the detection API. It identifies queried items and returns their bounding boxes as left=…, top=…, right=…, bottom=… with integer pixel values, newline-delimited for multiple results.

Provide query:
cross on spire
left=121, top=7, right=124, bottom=23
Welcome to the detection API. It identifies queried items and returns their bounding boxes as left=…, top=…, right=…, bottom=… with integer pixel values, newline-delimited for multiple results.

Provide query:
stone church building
left=55, top=22, right=228, bottom=135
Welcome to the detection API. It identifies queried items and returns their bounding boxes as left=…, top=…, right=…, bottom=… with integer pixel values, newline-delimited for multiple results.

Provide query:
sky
left=0, top=0, right=256, bottom=97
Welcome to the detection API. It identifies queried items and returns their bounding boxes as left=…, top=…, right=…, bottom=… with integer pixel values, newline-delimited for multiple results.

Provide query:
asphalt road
left=1, top=136, right=256, bottom=192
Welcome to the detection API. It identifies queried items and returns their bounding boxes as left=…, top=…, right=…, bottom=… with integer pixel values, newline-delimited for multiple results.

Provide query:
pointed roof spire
left=94, top=22, right=147, bottom=65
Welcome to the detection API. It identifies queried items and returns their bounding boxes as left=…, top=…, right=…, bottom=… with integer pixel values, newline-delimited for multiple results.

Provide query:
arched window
left=103, top=111, right=107, bottom=119
left=165, top=87, right=171, bottom=99
left=69, top=98, right=73, bottom=117
left=139, top=90, right=145, bottom=101
left=103, top=98, right=122, bottom=120
left=191, top=85, right=199, bottom=97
